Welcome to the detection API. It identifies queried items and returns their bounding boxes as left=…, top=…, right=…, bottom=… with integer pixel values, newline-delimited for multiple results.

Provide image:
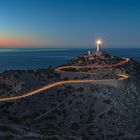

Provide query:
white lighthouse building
left=95, top=39, right=103, bottom=56
left=96, top=39, right=102, bottom=52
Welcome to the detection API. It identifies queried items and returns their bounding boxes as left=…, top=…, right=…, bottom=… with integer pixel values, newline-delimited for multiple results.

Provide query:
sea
left=0, top=48, right=140, bottom=72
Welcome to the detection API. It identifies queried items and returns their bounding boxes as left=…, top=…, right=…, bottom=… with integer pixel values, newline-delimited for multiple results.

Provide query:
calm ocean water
left=0, top=48, right=140, bottom=72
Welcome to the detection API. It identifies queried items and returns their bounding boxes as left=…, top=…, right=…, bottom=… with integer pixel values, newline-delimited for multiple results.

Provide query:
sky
left=0, top=0, right=140, bottom=48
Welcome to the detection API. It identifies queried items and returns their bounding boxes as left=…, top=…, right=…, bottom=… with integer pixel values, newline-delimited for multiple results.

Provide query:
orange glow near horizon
left=0, top=35, right=45, bottom=47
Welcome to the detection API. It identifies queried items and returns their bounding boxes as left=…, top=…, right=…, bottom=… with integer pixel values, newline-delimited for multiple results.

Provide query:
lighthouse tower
left=96, top=40, right=102, bottom=52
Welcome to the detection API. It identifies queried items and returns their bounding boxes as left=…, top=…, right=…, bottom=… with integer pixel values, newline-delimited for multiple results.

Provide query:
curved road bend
left=0, top=58, right=129, bottom=102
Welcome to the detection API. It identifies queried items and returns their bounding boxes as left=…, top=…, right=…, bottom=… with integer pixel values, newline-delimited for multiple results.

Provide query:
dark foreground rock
left=0, top=52, right=140, bottom=140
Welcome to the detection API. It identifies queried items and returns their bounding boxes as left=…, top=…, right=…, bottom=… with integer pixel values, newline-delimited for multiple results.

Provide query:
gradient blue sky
left=0, top=0, right=140, bottom=47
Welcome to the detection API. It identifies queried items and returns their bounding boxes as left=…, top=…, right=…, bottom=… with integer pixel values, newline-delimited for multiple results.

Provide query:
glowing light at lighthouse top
left=96, top=39, right=102, bottom=52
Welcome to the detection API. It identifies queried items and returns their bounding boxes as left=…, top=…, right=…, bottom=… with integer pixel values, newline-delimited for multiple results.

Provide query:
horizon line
left=0, top=46, right=140, bottom=49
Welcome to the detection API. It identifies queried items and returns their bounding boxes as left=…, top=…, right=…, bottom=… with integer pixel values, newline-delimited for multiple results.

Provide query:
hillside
left=0, top=51, right=140, bottom=140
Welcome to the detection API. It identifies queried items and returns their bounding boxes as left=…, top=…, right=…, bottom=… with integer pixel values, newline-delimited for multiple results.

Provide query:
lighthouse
left=96, top=39, right=102, bottom=52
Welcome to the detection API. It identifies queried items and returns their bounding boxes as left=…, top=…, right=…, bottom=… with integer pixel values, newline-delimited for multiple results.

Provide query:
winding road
left=0, top=58, right=129, bottom=102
